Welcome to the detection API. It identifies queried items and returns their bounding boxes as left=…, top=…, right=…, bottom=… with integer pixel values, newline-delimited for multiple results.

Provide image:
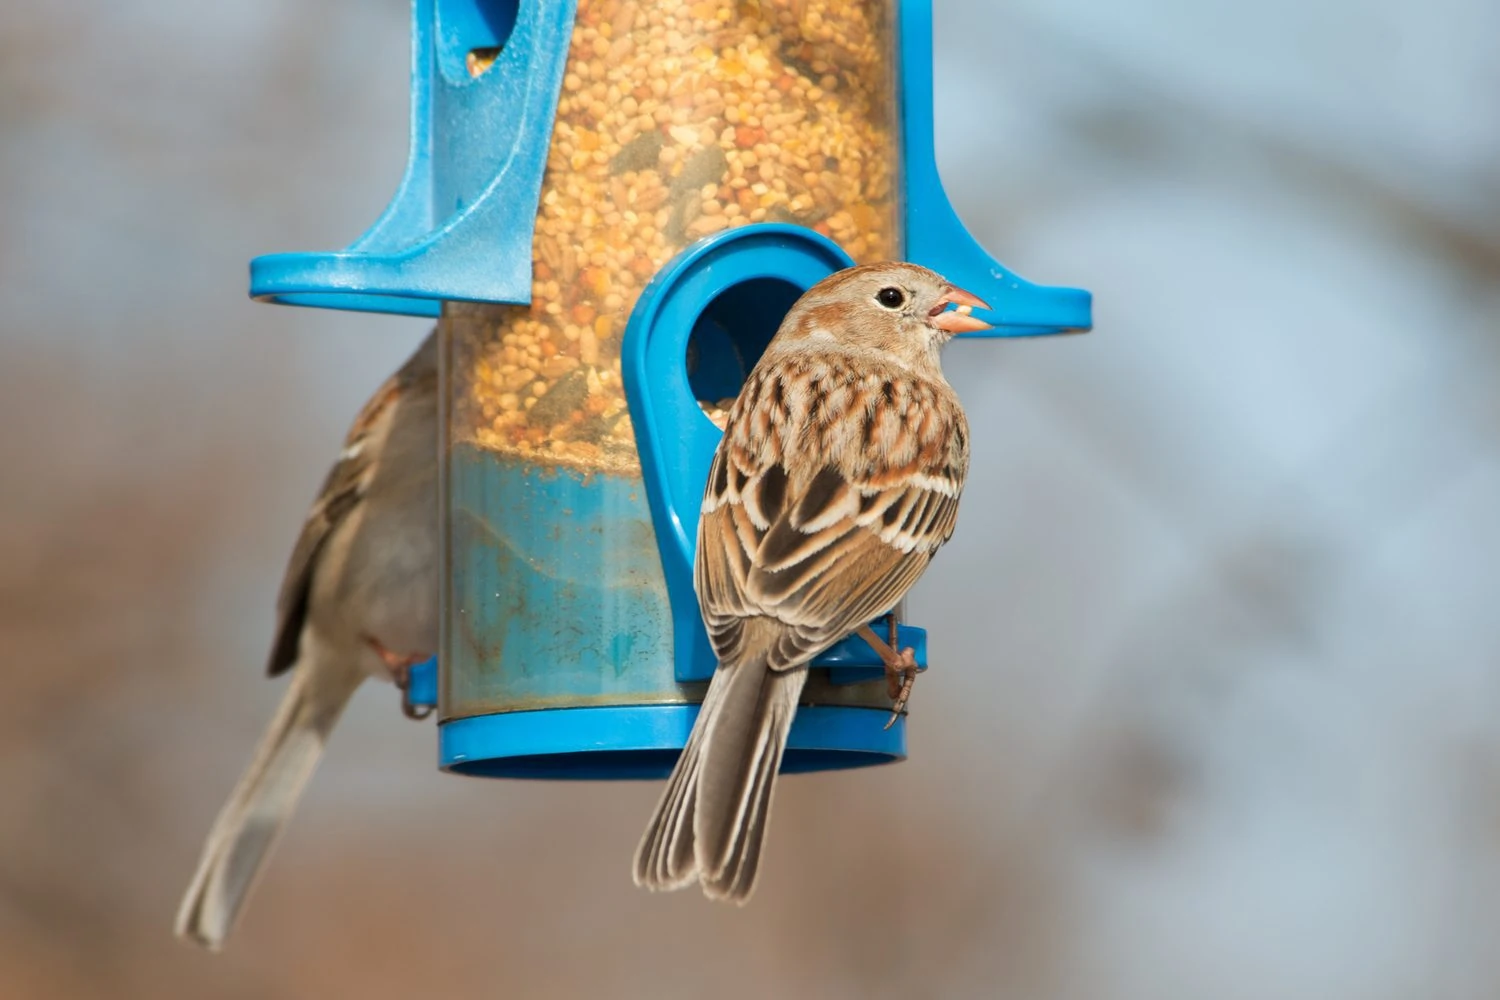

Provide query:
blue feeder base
left=438, top=703, right=906, bottom=781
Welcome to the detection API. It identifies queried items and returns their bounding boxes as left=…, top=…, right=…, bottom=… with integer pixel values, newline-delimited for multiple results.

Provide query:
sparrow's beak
left=928, top=285, right=993, bottom=333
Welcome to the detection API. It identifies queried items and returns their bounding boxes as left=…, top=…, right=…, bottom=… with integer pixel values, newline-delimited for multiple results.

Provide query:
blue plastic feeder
left=252, top=0, right=1091, bottom=780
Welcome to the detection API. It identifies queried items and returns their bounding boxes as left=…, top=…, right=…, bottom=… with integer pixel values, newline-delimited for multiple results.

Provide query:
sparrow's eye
left=875, top=287, right=906, bottom=309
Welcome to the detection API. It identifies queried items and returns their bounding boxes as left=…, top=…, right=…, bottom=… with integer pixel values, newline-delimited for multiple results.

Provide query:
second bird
left=176, top=330, right=439, bottom=949
left=634, top=261, right=991, bottom=902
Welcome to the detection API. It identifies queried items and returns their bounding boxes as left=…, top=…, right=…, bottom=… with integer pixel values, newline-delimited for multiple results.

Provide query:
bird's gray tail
left=174, top=662, right=361, bottom=950
left=633, top=651, right=808, bottom=903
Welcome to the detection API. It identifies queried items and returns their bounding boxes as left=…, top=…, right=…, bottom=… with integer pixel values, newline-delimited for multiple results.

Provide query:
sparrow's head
left=775, top=261, right=991, bottom=367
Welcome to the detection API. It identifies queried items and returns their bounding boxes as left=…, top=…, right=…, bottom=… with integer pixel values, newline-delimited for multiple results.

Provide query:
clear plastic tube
left=442, top=0, right=901, bottom=722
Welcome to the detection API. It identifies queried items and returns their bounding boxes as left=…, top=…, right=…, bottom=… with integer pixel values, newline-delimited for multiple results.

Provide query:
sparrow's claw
left=394, top=665, right=434, bottom=721
left=366, top=636, right=434, bottom=721
left=855, top=624, right=919, bottom=729
left=883, top=646, right=918, bottom=730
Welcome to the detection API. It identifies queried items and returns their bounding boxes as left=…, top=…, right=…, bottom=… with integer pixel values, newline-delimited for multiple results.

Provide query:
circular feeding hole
left=684, top=277, right=803, bottom=427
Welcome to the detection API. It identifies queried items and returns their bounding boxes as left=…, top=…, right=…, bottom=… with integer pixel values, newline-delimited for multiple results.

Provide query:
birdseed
left=447, top=0, right=900, bottom=473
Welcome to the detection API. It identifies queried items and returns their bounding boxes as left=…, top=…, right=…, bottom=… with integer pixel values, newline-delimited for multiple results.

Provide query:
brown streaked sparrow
left=634, top=262, right=990, bottom=903
left=176, top=330, right=439, bottom=950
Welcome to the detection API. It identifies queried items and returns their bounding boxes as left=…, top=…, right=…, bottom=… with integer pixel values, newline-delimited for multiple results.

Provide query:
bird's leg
left=885, top=647, right=918, bottom=729
left=855, top=623, right=897, bottom=669
left=365, top=637, right=434, bottom=721
left=393, top=658, right=435, bottom=721
left=855, top=623, right=919, bottom=730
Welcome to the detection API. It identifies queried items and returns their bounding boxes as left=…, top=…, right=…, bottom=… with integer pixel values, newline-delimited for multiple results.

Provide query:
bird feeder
left=251, top=0, right=1091, bottom=779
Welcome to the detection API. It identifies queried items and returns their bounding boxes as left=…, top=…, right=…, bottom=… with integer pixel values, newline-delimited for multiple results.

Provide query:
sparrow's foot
left=855, top=624, right=918, bottom=730
left=365, top=637, right=434, bottom=721
left=885, top=646, right=918, bottom=730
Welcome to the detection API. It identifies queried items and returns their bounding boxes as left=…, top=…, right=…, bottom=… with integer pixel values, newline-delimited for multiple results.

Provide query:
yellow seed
left=455, top=0, right=900, bottom=470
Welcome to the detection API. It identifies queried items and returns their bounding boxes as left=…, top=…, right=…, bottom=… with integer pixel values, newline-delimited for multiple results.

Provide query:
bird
left=633, top=261, right=991, bottom=903
left=175, top=329, right=440, bottom=950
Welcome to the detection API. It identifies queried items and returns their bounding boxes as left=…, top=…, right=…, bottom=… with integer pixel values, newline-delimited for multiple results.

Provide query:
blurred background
left=3, top=0, right=1498, bottom=997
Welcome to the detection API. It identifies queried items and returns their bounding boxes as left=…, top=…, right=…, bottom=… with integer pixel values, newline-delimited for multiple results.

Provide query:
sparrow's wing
left=265, top=333, right=436, bottom=676
left=695, top=358, right=968, bottom=672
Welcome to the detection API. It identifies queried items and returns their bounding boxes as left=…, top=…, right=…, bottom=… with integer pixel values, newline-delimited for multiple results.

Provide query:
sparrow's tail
left=633, top=644, right=808, bottom=903
left=174, top=659, right=361, bottom=950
